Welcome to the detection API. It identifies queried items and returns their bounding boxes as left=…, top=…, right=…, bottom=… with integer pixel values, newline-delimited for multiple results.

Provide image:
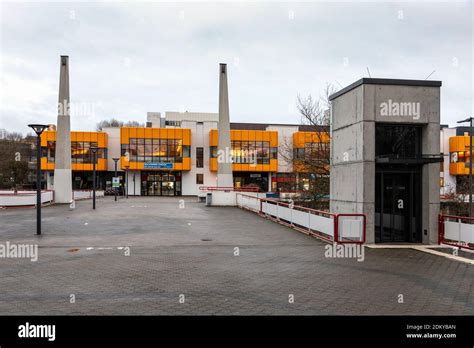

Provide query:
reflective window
left=376, top=125, right=422, bottom=158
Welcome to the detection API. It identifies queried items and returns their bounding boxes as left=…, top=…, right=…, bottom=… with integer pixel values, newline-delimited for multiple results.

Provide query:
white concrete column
left=217, top=63, right=233, bottom=188
left=53, top=55, right=73, bottom=203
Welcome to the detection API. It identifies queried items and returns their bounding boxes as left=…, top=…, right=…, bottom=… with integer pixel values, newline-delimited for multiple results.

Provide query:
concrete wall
left=330, top=80, right=441, bottom=244
left=267, top=125, right=298, bottom=173
left=103, top=127, right=122, bottom=174
left=181, top=120, right=217, bottom=196
left=126, top=170, right=141, bottom=196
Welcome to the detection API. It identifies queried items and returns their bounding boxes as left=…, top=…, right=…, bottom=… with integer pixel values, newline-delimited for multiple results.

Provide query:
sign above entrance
left=144, top=162, right=173, bottom=169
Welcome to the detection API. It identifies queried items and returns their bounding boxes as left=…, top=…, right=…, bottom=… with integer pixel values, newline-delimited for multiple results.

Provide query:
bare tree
left=96, top=119, right=144, bottom=131
left=279, top=84, right=337, bottom=209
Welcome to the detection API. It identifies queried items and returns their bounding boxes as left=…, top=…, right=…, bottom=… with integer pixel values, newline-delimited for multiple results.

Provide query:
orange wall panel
left=182, top=157, right=191, bottom=170
left=144, top=128, right=153, bottom=139
left=210, top=158, right=217, bottom=171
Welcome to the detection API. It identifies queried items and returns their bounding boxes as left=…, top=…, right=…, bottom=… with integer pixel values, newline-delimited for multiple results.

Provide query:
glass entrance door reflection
left=141, top=171, right=180, bottom=196
left=375, top=171, right=421, bottom=243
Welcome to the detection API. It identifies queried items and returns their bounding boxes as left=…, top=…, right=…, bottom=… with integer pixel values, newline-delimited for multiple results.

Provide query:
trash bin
left=206, top=192, right=212, bottom=206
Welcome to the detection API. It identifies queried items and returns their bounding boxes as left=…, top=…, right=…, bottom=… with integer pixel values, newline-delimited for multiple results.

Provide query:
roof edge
left=329, top=78, right=442, bottom=101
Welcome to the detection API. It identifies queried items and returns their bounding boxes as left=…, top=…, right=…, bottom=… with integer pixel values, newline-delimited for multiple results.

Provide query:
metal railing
left=199, top=186, right=260, bottom=192
left=438, top=214, right=474, bottom=250
left=237, top=193, right=366, bottom=244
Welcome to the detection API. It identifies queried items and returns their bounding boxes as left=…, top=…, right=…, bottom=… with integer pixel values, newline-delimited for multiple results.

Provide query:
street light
left=457, top=116, right=473, bottom=217
left=28, top=124, right=49, bottom=236
left=124, top=165, right=129, bottom=199
left=112, top=157, right=119, bottom=202
left=91, top=147, right=98, bottom=210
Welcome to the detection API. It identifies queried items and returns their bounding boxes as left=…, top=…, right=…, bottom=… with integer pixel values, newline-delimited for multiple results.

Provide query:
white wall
left=126, top=170, right=141, bottom=196
left=266, top=125, right=298, bottom=173
left=102, top=127, right=122, bottom=174
left=181, top=120, right=217, bottom=196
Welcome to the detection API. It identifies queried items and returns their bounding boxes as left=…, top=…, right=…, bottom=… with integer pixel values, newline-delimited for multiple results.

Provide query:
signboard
left=144, top=162, right=173, bottom=169
left=112, top=177, right=120, bottom=188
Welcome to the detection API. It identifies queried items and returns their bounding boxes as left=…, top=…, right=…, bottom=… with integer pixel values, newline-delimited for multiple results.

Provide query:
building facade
left=40, top=112, right=328, bottom=197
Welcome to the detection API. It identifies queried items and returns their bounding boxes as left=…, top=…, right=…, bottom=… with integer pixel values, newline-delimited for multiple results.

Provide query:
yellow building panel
left=121, top=128, right=129, bottom=144
left=40, top=133, right=47, bottom=147
left=209, top=130, right=218, bottom=146
left=98, top=133, right=107, bottom=148
left=40, top=157, right=48, bottom=170
left=129, top=128, right=137, bottom=139
left=182, top=157, right=191, bottom=170
left=184, top=129, right=192, bottom=145
left=98, top=158, right=107, bottom=171
left=450, top=136, right=472, bottom=153
left=144, top=128, right=152, bottom=139
left=169, top=128, right=176, bottom=139
left=271, top=132, right=278, bottom=147
left=90, top=132, right=97, bottom=143
left=136, top=128, right=144, bottom=139
left=210, top=158, right=217, bottom=171
left=270, top=159, right=278, bottom=172
left=262, top=132, right=269, bottom=142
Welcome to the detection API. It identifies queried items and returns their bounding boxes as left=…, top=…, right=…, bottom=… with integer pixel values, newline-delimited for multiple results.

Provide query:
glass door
left=375, top=171, right=421, bottom=243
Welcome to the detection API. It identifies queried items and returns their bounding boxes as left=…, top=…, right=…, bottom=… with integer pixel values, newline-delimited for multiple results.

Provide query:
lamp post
left=125, top=165, right=129, bottom=198
left=112, top=157, right=119, bottom=202
left=457, top=117, right=473, bottom=217
left=91, top=147, right=98, bottom=209
left=28, top=124, right=49, bottom=236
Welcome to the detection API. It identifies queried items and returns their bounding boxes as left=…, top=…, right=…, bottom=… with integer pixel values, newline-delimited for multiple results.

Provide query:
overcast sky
left=0, top=0, right=472, bottom=135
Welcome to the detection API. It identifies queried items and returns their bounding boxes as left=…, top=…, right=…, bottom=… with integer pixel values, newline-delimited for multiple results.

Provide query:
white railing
left=236, top=193, right=366, bottom=244
left=0, top=190, right=54, bottom=207
left=439, top=214, right=474, bottom=250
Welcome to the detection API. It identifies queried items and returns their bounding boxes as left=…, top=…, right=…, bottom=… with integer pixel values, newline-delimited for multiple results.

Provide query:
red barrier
left=438, top=214, right=474, bottom=251
left=237, top=193, right=366, bottom=244
left=199, top=186, right=260, bottom=192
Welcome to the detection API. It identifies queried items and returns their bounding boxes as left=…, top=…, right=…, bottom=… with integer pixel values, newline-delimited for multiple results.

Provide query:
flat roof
left=329, top=78, right=442, bottom=101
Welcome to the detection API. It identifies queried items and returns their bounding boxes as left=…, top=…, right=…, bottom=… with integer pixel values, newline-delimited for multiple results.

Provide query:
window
left=183, top=145, right=190, bottom=158
left=196, top=173, right=204, bottom=184
left=47, top=141, right=55, bottom=162
left=125, top=138, right=187, bottom=163
left=375, top=125, right=422, bottom=158
left=196, top=147, right=204, bottom=168
left=165, top=120, right=181, bottom=127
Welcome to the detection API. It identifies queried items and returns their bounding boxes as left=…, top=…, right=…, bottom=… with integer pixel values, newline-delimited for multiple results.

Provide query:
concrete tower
left=53, top=56, right=73, bottom=203
left=217, top=63, right=233, bottom=188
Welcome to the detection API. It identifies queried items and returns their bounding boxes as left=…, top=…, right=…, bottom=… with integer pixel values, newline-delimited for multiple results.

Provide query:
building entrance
left=375, top=169, right=422, bottom=243
left=141, top=171, right=181, bottom=196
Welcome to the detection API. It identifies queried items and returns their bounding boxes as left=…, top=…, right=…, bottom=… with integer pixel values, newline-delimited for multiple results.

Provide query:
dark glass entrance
left=375, top=124, right=423, bottom=243
left=375, top=169, right=421, bottom=243
left=141, top=171, right=181, bottom=196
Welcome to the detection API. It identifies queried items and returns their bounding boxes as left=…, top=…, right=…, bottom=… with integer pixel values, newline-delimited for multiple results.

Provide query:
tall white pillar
left=217, top=63, right=233, bottom=188
left=53, top=56, right=73, bottom=203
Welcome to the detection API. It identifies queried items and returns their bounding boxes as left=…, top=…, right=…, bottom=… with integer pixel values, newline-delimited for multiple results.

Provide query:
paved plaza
left=0, top=197, right=473, bottom=315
